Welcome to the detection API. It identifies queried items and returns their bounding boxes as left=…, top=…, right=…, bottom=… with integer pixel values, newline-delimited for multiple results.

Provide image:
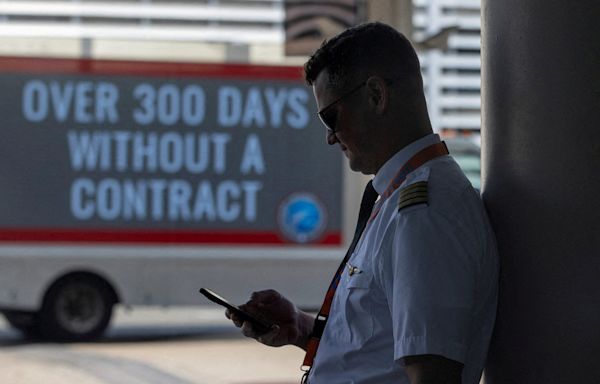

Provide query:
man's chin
left=348, top=159, right=372, bottom=175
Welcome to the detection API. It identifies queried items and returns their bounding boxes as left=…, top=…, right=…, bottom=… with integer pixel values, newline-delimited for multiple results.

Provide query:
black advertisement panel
left=0, top=58, right=342, bottom=245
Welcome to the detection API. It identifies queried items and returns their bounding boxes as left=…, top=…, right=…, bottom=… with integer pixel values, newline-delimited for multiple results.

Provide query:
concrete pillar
left=481, top=1, right=600, bottom=383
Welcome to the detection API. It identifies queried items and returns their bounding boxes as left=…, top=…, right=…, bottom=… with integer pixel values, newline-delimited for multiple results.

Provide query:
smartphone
left=199, top=287, right=273, bottom=334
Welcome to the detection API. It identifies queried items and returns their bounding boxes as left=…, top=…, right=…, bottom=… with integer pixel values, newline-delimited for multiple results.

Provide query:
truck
left=0, top=56, right=364, bottom=340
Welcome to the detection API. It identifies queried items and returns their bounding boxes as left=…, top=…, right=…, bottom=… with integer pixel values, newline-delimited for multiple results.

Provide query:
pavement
left=0, top=307, right=305, bottom=384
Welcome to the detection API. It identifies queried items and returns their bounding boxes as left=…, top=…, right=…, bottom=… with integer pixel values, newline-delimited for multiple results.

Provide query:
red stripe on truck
left=0, top=56, right=305, bottom=80
left=0, top=228, right=341, bottom=245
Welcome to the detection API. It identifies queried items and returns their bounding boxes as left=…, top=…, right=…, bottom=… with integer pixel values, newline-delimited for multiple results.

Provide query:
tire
left=2, top=310, right=41, bottom=338
left=39, top=275, right=115, bottom=341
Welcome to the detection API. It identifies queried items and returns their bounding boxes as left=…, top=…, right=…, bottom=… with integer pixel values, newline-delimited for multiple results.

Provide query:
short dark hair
left=304, top=22, right=422, bottom=94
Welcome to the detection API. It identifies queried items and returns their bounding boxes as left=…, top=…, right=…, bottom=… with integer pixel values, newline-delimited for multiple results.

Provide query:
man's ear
left=365, top=76, right=389, bottom=115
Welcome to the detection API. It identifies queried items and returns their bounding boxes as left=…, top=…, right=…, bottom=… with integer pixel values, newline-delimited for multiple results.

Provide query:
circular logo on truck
left=278, top=193, right=327, bottom=243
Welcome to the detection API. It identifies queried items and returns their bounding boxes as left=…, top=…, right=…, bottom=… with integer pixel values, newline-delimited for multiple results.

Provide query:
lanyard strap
left=301, top=141, right=449, bottom=378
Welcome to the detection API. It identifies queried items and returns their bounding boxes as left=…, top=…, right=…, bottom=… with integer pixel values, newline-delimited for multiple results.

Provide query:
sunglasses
left=317, top=81, right=367, bottom=133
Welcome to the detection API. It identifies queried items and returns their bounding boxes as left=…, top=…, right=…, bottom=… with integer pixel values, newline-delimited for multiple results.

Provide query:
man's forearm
left=403, top=355, right=463, bottom=384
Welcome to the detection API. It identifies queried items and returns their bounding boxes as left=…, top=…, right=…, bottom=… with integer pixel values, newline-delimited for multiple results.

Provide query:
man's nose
left=326, top=130, right=338, bottom=145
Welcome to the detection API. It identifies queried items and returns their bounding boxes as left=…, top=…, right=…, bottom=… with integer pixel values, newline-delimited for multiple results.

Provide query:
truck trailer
left=0, top=56, right=361, bottom=340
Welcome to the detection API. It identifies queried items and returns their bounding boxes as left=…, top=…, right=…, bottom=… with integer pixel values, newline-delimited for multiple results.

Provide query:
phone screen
left=199, top=288, right=273, bottom=333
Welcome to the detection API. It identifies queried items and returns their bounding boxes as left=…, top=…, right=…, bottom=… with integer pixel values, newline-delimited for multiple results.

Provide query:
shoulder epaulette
left=397, top=181, right=428, bottom=211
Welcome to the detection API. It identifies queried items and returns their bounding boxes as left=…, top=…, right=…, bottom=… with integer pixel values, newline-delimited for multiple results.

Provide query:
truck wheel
left=39, top=275, right=115, bottom=341
left=2, top=310, right=41, bottom=338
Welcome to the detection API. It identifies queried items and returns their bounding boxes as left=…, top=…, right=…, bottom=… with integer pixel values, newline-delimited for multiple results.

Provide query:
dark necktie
left=346, top=180, right=379, bottom=257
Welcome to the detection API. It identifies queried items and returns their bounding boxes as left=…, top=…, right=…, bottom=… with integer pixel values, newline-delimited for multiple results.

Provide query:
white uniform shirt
left=308, top=134, right=499, bottom=384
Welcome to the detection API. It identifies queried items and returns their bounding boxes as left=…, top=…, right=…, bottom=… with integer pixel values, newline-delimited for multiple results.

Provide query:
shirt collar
left=372, top=133, right=441, bottom=195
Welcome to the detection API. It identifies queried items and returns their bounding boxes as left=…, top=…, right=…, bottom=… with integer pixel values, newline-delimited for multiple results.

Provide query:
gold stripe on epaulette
left=399, top=191, right=427, bottom=202
left=398, top=196, right=428, bottom=210
left=398, top=181, right=428, bottom=211
left=399, top=181, right=428, bottom=194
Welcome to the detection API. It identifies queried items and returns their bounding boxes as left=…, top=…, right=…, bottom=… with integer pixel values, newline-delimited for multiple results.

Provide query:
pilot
left=227, top=22, right=499, bottom=384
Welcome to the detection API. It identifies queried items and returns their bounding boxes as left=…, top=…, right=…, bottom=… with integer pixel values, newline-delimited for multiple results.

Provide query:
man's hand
left=403, top=354, right=463, bottom=384
left=225, top=289, right=314, bottom=350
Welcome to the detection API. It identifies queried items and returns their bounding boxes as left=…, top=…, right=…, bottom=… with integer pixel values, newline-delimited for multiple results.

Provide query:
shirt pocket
left=341, top=266, right=375, bottom=344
